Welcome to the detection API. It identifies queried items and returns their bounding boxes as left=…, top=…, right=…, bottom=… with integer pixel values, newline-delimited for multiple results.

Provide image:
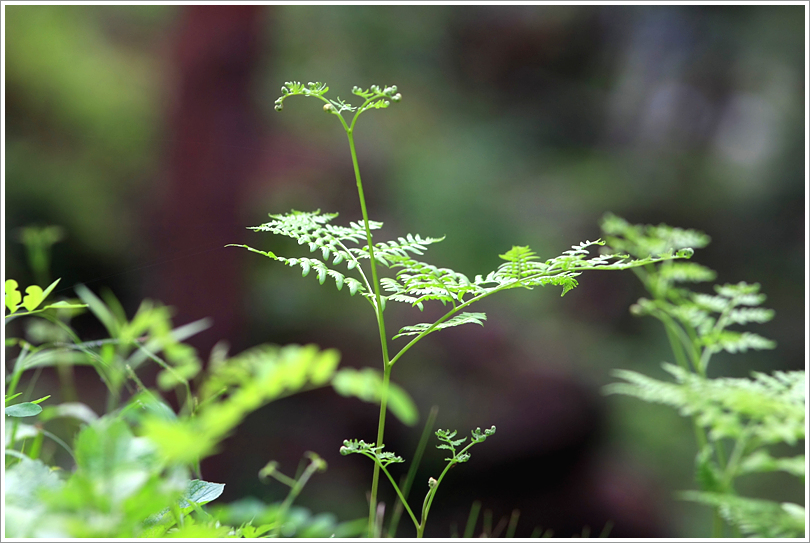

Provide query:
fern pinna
left=601, top=213, right=805, bottom=538
left=231, top=210, right=693, bottom=347
left=230, top=82, right=694, bottom=538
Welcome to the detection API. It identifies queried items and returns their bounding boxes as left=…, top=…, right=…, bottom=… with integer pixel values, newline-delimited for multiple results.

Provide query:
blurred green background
left=4, top=4, right=805, bottom=537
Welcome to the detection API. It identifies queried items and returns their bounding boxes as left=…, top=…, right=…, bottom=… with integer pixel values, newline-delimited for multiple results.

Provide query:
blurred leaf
left=4, top=456, right=64, bottom=537
left=332, top=367, right=418, bottom=426
left=40, top=402, right=99, bottom=425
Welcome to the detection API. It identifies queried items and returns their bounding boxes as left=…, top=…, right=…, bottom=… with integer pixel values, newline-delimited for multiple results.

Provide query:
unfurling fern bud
left=274, top=99, right=284, bottom=112
left=324, top=103, right=335, bottom=113
left=428, top=477, right=438, bottom=489
left=391, top=93, right=402, bottom=103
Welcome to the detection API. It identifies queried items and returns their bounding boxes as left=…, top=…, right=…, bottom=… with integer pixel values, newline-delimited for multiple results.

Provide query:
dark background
left=3, top=4, right=806, bottom=537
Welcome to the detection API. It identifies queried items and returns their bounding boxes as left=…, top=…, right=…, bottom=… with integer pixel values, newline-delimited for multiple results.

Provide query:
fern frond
left=737, top=450, right=805, bottom=478
left=483, top=241, right=690, bottom=297
left=275, top=256, right=365, bottom=295
left=701, top=330, right=776, bottom=354
left=601, top=212, right=711, bottom=258
left=658, top=262, right=717, bottom=283
left=678, top=492, right=805, bottom=538
left=393, top=312, right=486, bottom=340
left=608, top=365, right=805, bottom=445
left=387, top=256, right=483, bottom=306
left=358, top=234, right=446, bottom=267
left=339, top=439, right=405, bottom=468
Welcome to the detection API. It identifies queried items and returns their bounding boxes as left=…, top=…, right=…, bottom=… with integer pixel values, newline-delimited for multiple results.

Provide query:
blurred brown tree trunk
left=151, top=5, right=266, bottom=356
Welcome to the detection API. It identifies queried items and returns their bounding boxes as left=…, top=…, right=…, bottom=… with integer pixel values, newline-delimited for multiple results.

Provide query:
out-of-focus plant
left=4, top=270, right=399, bottom=537
left=602, top=214, right=805, bottom=538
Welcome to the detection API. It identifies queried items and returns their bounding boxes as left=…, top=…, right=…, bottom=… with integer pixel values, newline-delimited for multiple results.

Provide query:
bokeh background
left=3, top=3, right=806, bottom=538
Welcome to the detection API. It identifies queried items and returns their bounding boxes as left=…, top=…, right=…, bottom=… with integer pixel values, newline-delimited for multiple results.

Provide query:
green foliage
left=602, top=214, right=805, bottom=538
left=607, top=366, right=804, bottom=446
left=340, top=439, right=406, bottom=468
left=4, top=269, right=418, bottom=537
left=235, top=211, right=692, bottom=342
left=232, top=82, right=699, bottom=537
left=436, top=426, right=496, bottom=464
left=677, top=492, right=805, bottom=538
left=5, top=278, right=85, bottom=322
left=274, top=81, right=400, bottom=115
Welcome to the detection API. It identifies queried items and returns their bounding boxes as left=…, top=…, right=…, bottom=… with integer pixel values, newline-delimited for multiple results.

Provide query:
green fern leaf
left=701, top=330, right=776, bottom=353
left=678, top=492, right=805, bottom=538
left=601, top=212, right=711, bottom=258
left=393, top=312, right=487, bottom=340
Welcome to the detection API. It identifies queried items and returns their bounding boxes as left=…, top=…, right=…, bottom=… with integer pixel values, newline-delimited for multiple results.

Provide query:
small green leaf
left=5, top=279, right=22, bottom=313
left=5, top=402, right=43, bottom=417
left=22, top=285, right=45, bottom=312
left=181, top=479, right=226, bottom=507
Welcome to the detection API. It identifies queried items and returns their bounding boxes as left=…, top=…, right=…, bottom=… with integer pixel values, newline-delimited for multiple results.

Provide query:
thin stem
left=343, top=114, right=394, bottom=537
left=373, top=457, right=420, bottom=531
left=270, top=457, right=324, bottom=538
left=387, top=405, right=439, bottom=537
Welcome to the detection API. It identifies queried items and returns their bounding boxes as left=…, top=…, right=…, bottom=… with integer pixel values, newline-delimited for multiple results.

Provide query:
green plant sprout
left=339, top=425, right=495, bottom=537
left=601, top=213, right=805, bottom=538
left=231, top=81, right=694, bottom=537
left=259, top=452, right=328, bottom=537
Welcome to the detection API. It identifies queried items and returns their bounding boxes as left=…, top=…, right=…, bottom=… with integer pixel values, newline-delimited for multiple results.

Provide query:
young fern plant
left=230, top=82, right=694, bottom=537
left=601, top=214, right=805, bottom=538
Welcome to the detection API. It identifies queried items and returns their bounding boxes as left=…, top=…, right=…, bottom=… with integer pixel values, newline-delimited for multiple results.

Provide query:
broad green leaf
left=5, top=402, right=43, bottom=417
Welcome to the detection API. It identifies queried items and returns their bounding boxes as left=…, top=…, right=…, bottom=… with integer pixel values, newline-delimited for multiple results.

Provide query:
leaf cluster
left=274, top=81, right=401, bottom=115
left=233, top=211, right=693, bottom=344
left=5, top=275, right=418, bottom=538
left=435, top=426, right=496, bottom=464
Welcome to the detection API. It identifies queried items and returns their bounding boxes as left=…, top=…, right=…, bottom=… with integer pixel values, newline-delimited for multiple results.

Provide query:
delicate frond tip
left=339, top=439, right=405, bottom=468
left=274, top=82, right=401, bottom=115
left=435, top=426, right=496, bottom=463
left=600, top=212, right=710, bottom=258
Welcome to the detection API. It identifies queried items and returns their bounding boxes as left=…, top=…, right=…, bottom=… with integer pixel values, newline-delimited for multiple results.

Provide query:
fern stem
left=345, top=122, right=393, bottom=537
left=373, top=454, right=421, bottom=531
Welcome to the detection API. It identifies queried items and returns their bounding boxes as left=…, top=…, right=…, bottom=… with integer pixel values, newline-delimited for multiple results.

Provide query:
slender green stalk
left=344, top=112, right=394, bottom=537
left=270, top=455, right=326, bottom=538
left=387, top=405, right=439, bottom=537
